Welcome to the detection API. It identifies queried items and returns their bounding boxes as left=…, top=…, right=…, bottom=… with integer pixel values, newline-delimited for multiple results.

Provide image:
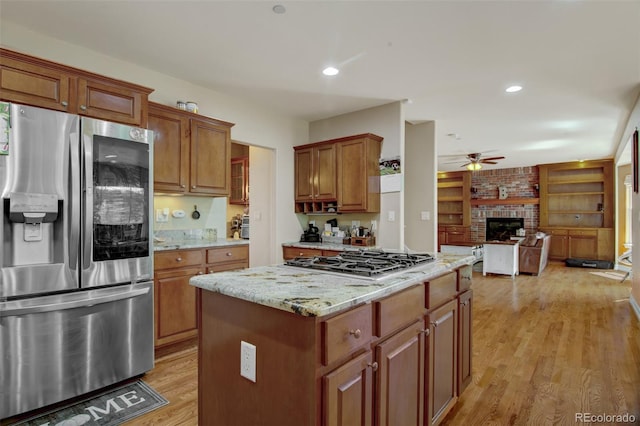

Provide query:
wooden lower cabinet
left=282, top=246, right=344, bottom=260
left=154, top=265, right=203, bottom=348
left=323, top=351, right=374, bottom=426
left=154, top=244, right=248, bottom=352
left=198, top=266, right=471, bottom=426
left=458, top=290, right=473, bottom=394
left=427, top=299, right=458, bottom=426
left=375, top=320, right=425, bottom=426
left=542, top=228, right=613, bottom=261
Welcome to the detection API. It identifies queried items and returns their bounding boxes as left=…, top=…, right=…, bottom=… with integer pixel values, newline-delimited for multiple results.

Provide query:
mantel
left=471, top=198, right=539, bottom=206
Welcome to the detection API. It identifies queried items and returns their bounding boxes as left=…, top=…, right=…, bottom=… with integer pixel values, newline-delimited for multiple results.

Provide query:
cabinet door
left=190, top=117, right=231, bottom=196
left=337, top=139, right=369, bottom=212
left=569, top=234, right=598, bottom=259
left=458, top=290, right=472, bottom=394
left=0, top=55, right=75, bottom=112
left=315, top=144, right=337, bottom=201
left=375, top=320, right=424, bottom=426
left=294, top=147, right=314, bottom=201
left=154, top=266, right=203, bottom=348
left=148, top=106, right=190, bottom=193
left=427, top=299, right=458, bottom=426
left=230, top=157, right=248, bottom=204
left=77, top=77, right=146, bottom=126
left=323, top=350, right=373, bottom=426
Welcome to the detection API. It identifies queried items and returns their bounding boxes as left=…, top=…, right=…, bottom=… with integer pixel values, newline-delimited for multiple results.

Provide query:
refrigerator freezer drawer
left=0, top=281, right=154, bottom=419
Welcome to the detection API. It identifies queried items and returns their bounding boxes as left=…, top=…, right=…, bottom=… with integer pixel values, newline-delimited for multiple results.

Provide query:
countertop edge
left=191, top=254, right=474, bottom=318
left=154, top=239, right=249, bottom=251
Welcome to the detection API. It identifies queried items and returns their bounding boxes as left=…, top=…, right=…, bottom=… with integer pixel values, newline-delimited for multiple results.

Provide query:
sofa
left=518, top=234, right=551, bottom=275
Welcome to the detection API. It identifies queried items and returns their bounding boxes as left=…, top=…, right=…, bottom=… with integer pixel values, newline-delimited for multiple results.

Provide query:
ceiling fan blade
left=481, top=161, right=499, bottom=164
left=480, top=156, right=505, bottom=161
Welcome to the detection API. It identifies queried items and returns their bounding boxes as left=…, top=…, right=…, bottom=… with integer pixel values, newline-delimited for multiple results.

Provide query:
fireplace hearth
left=486, top=218, right=524, bottom=241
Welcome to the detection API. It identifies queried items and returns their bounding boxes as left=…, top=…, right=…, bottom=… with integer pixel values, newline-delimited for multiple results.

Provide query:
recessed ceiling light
left=505, top=85, right=523, bottom=93
left=272, top=4, right=286, bottom=14
left=322, top=66, right=339, bottom=76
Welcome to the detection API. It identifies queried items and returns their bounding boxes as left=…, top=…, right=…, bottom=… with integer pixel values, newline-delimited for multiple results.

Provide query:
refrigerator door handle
left=69, top=127, right=80, bottom=274
left=0, top=286, right=150, bottom=317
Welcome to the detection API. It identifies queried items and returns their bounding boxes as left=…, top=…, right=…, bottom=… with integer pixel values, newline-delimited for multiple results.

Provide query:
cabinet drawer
left=207, top=245, right=249, bottom=264
left=426, top=272, right=457, bottom=310
left=543, top=229, right=568, bottom=236
left=155, top=249, right=203, bottom=270
left=375, top=285, right=424, bottom=338
left=322, top=304, right=372, bottom=366
left=457, top=264, right=472, bottom=292
left=207, top=261, right=248, bottom=274
left=283, top=246, right=323, bottom=259
left=568, top=229, right=597, bottom=237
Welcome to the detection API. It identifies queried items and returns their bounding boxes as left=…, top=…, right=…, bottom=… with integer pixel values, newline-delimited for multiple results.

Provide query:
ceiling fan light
left=467, top=162, right=482, bottom=171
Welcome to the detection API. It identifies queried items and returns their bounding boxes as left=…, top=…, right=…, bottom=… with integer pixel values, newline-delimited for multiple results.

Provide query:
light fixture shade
left=467, top=162, right=482, bottom=171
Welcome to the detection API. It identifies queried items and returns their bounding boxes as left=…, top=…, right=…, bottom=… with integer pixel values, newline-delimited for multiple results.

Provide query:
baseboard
left=631, top=294, right=640, bottom=323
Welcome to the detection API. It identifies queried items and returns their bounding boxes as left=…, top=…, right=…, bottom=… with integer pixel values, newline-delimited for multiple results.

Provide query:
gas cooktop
left=284, top=250, right=435, bottom=279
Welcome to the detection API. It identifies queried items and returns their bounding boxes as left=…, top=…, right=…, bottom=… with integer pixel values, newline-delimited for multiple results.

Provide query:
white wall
left=404, top=121, right=437, bottom=252
left=1, top=21, right=306, bottom=265
left=309, top=102, right=405, bottom=250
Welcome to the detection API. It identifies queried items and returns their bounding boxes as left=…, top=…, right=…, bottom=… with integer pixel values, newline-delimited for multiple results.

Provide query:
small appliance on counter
left=240, top=214, right=250, bottom=239
left=300, top=223, right=321, bottom=242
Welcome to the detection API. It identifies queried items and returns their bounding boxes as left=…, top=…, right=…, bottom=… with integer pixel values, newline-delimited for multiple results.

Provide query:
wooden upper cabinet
left=0, top=48, right=152, bottom=127
left=149, top=105, right=190, bottom=192
left=294, top=133, right=382, bottom=213
left=336, top=134, right=382, bottom=213
left=148, top=102, right=234, bottom=196
left=190, top=116, right=231, bottom=196
left=294, top=143, right=337, bottom=202
left=77, top=77, right=146, bottom=126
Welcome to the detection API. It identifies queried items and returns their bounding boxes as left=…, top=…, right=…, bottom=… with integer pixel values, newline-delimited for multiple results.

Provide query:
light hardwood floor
left=132, top=261, right=640, bottom=425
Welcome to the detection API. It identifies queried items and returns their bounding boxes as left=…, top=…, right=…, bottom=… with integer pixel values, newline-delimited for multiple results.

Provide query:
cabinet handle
left=422, top=328, right=430, bottom=336
left=80, top=105, right=87, bottom=111
left=61, top=101, right=68, bottom=107
left=367, top=361, right=379, bottom=371
left=349, top=329, right=362, bottom=338
left=176, top=257, right=182, bottom=262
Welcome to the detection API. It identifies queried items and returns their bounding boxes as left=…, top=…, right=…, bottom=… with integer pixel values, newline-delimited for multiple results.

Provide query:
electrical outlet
left=388, top=211, right=395, bottom=222
left=421, top=211, right=430, bottom=221
left=240, top=341, right=256, bottom=382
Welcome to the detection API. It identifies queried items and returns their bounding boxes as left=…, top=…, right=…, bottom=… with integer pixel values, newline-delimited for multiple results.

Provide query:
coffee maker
left=300, top=223, right=321, bottom=242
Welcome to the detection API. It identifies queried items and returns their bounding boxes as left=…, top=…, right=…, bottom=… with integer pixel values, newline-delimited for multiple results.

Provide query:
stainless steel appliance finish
left=285, top=250, right=435, bottom=279
left=0, top=102, right=154, bottom=419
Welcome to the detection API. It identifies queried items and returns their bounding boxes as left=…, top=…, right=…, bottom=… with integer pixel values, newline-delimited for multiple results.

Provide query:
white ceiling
left=1, top=0, right=639, bottom=171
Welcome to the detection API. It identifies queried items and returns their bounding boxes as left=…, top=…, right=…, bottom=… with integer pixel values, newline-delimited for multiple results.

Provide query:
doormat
left=8, top=380, right=168, bottom=426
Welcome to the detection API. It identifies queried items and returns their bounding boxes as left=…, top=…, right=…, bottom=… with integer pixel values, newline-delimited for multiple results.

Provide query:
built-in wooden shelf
left=471, top=198, right=540, bottom=206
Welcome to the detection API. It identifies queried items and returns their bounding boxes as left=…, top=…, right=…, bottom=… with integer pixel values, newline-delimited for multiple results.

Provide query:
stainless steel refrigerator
left=0, top=102, right=154, bottom=419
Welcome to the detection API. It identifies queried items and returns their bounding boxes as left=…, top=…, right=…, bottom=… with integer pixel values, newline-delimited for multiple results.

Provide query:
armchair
left=519, top=234, right=551, bottom=275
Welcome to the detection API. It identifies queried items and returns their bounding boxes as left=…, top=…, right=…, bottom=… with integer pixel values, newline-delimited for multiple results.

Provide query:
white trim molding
left=631, top=294, right=640, bottom=322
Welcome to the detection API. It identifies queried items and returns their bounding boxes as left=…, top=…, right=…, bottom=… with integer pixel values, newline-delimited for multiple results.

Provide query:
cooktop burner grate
left=284, top=250, right=435, bottom=278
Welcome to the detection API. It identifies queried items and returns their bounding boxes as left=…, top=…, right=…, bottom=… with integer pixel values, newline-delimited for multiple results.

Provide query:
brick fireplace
left=470, top=166, right=539, bottom=242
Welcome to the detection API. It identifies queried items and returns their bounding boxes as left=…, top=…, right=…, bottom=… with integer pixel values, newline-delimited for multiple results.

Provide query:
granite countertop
left=282, top=241, right=378, bottom=252
left=154, top=238, right=249, bottom=251
left=190, top=253, right=474, bottom=318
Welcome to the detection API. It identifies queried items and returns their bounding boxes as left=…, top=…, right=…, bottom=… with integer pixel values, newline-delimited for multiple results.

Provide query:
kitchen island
left=191, top=252, right=474, bottom=426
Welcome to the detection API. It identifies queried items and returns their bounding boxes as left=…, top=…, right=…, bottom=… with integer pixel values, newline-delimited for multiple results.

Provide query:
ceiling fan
left=460, top=153, right=505, bottom=171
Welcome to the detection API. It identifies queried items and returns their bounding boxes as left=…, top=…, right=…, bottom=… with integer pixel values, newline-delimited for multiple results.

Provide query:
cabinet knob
left=422, top=328, right=430, bottom=336
left=226, top=252, right=233, bottom=256
left=192, top=185, right=196, bottom=189
left=367, top=361, right=379, bottom=371
left=181, top=184, right=186, bottom=188
left=197, top=271, right=204, bottom=275
left=80, top=105, right=87, bottom=111
left=176, top=257, right=182, bottom=262
left=61, top=101, right=68, bottom=107
left=349, top=329, right=362, bottom=338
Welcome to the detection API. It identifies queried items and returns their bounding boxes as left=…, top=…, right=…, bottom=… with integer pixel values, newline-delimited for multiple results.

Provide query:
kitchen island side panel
left=199, top=290, right=319, bottom=426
